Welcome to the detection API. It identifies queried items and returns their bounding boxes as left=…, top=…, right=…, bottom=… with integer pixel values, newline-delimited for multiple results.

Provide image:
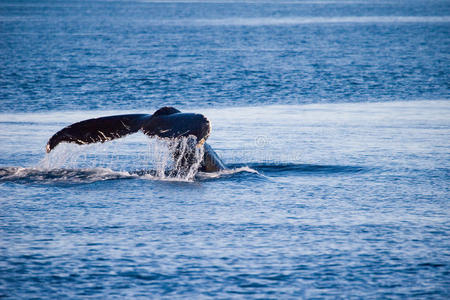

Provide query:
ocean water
left=0, top=0, right=449, bottom=299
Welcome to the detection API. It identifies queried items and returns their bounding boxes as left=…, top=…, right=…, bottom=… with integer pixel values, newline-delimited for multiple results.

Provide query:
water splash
left=36, top=135, right=205, bottom=182
left=142, top=136, right=205, bottom=181
left=2, top=136, right=260, bottom=184
left=0, top=166, right=134, bottom=184
left=170, top=137, right=205, bottom=180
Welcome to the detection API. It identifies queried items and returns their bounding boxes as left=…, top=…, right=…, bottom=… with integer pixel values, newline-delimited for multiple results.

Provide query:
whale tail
left=45, top=107, right=226, bottom=172
left=46, top=114, right=149, bottom=153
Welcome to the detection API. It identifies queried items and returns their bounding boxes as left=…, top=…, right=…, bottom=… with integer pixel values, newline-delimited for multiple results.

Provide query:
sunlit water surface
left=1, top=0, right=449, bottom=298
left=0, top=101, right=449, bottom=298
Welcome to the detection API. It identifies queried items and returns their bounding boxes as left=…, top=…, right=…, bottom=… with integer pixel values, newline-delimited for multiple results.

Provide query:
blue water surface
left=0, top=0, right=449, bottom=299
left=1, top=0, right=449, bottom=111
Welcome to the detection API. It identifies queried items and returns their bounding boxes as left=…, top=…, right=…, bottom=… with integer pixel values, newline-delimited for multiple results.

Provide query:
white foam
left=0, top=166, right=136, bottom=184
left=197, top=166, right=259, bottom=179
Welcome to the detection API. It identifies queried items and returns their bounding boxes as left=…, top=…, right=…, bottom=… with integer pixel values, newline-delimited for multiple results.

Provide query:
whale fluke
left=46, top=114, right=149, bottom=153
left=45, top=107, right=226, bottom=172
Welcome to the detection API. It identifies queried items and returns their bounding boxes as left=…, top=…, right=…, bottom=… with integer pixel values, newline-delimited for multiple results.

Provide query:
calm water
left=1, top=0, right=449, bottom=299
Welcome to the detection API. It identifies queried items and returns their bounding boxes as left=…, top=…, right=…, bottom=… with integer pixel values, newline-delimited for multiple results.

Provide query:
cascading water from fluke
left=156, top=136, right=205, bottom=181
left=37, top=135, right=206, bottom=182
